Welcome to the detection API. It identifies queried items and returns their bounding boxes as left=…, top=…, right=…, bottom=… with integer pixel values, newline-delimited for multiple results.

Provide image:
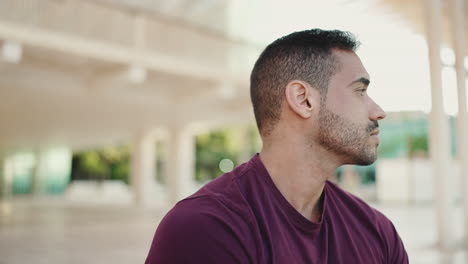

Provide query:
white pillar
left=32, top=147, right=72, bottom=194
left=452, top=0, right=468, bottom=248
left=426, top=0, right=454, bottom=250
left=166, top=126, right=196, bottom=206
left=130, top=130, right=157, bottom=207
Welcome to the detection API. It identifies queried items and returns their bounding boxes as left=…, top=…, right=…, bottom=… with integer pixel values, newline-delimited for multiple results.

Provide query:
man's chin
left=356, top=159, right=376, bottom=166
left=349, top=152, right=377, bottom=166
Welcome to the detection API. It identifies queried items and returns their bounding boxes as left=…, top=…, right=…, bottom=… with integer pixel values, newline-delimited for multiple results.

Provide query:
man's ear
left=285, top=80, right=319, bottom=119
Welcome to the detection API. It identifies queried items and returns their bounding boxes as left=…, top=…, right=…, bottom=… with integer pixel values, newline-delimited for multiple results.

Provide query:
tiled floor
left=0, top=197, right=467, bottom=264
left=0, top=198, right=164, bottom=264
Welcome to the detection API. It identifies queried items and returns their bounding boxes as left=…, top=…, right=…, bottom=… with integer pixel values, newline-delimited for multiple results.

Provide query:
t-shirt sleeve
left=145, top=197, right=255, bottom=264
left=376, top=212, right=409, bottom=264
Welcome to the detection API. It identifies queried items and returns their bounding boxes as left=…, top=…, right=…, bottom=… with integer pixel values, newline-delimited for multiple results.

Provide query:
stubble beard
left=317, top=106, right=379, bottom=166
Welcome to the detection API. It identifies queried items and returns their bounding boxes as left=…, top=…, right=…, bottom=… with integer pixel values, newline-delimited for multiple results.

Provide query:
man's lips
left=370, top=129, right=380, bottom=136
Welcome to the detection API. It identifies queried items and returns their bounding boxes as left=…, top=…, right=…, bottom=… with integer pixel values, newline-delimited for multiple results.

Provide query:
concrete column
left=452, top=0, right=468, bottom=248
left=31, top=147, right=72, bottom=194
left=130, top=130, right=157, bottom=207
left=166, top=126, right=196, bottom=206
left=425, top=0, right=454, bottom=250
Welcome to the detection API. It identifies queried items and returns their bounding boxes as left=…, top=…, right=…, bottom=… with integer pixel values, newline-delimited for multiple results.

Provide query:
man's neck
left=259, top=141, right=338, bottom=222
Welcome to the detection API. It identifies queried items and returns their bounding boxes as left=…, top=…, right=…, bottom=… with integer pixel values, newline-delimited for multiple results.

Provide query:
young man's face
left=317, top=49, right=386, bottom=165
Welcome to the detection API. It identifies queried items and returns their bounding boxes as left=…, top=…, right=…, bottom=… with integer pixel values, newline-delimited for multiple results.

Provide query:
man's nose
left=369, top=100, right=386, bottom=121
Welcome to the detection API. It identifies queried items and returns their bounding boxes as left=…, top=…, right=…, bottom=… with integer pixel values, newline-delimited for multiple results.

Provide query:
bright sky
left=229, top=0, right=464, bottom=115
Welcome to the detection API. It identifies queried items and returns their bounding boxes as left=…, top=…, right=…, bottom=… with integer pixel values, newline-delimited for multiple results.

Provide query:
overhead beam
left=0, top=21, right=236, bottom=82
left=88, top=65, right=147, bottom=90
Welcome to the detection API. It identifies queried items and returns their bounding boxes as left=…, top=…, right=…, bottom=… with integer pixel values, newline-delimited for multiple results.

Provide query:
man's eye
left=358, top=89, right=366, bottom=96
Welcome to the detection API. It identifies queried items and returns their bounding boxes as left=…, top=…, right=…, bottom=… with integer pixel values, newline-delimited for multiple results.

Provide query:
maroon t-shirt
left=146, top=154, right=409, bottom=263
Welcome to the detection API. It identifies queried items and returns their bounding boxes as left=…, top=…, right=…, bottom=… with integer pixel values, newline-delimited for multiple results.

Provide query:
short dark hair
left=250, top=29, right=360, bottom=137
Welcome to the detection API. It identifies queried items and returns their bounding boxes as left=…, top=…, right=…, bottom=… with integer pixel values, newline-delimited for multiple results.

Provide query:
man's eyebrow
left=348, top=77, right=370, bottom=87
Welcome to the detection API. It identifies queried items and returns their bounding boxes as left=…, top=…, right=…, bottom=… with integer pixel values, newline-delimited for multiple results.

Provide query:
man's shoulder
left=167, top=192, right=250, bottom=225
left=160, top=159, right=258, bottom=233
left=146, top=187, right=258, bottom=263
left=185, top=157, right=256, bottom=208
left=158, top=195, right=235, bottom=235
left=145, top=156, right=265, bottom=263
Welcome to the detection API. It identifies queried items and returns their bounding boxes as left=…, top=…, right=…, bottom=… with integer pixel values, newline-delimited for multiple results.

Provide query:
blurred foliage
left=80, top=152, right=109, bottom=176
left=71, top=125, right=262, bottom=184
left=72, top=144, right=130, bottom=183
left=195, top=125, right=260, bottom=183
left=407, top=134, right=429, bottom=158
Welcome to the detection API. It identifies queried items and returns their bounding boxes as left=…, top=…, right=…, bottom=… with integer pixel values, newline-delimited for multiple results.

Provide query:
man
left=146, top=29, right=409, bottom=263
